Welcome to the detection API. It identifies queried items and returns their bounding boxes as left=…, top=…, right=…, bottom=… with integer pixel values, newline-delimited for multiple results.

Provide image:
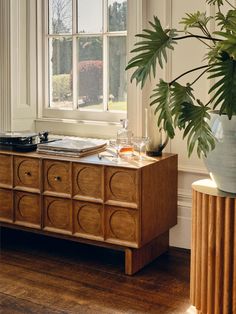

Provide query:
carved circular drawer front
left=0, top=188, right=13, bottom=221
left=14, top=157, right=40, bottom=189
left=15, top=192, right=41, bottom=227
left=44, top=161, right=70, bottom=194
left=74, top=201, right=103, bottom=238
left=73, top=164, right=103, bottom=200
left=105, top=206, right=138, bottom=245
left=44, top=197, right=72, bottom=233
left=105, top=168, right=139, bottom=205
left=0, top=154, right=13, bottom=187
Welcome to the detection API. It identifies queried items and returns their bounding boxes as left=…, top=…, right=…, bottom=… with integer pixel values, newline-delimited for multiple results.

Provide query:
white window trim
left=36, top=0, right=145, bottom=138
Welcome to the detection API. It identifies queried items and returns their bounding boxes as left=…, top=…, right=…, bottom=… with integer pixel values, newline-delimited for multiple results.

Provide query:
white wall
left=145, top=0, right=211, bottom=248
left=10, top=0, right=37, bottom=131
left=0, top=0, right=11, bottom=131
left=0, top=0, right=37, bottom=132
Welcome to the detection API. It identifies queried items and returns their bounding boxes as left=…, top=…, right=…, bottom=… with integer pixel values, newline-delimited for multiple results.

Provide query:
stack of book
left=37, top=137, right=107, bottom=157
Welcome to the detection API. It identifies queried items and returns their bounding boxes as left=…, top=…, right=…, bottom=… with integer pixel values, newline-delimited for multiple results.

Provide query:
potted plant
left=126, top=0, right=236, bottom=193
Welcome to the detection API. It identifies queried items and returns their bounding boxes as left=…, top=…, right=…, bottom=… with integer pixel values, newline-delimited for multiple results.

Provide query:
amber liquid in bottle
left=119, top=146, right=134, bottom=156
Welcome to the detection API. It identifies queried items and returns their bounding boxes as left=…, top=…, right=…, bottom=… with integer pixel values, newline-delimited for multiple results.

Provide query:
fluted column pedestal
left=191, top=179, right=236, bottom=314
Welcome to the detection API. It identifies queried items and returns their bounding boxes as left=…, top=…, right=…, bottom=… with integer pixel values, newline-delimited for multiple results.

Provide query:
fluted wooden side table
left=191, top=179, right=236, bottom=314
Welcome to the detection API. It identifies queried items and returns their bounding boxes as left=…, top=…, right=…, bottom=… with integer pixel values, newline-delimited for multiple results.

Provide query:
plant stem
left=187, top=31, right=212, bottom=48
left=170, top=65, right=211, bottom=85
left=225, top=0, right=236, bottom=9
left=175, top=34, right=221, bottom=42
left=205, top=99, right=212, bottom=107
left=190, top=67, right=211, bottom=86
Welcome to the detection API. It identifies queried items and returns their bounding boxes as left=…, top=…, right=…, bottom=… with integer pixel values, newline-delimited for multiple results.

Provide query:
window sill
left=35, top=118, right=120, bottom=139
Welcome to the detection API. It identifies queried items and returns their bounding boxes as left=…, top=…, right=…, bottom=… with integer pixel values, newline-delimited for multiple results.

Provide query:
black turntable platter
left=0, top=131, right=37, bottom=139
left=0, top=131, right=55, bottom=152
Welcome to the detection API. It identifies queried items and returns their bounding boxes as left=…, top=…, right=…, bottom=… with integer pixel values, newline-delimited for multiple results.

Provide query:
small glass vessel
left=108, top=139, right=122, bottom=162
left=117, top=119, right=133, bottom=157
left=132, top=136, right=150, bottom=160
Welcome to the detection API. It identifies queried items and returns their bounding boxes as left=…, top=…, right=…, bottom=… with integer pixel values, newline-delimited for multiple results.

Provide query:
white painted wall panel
left=145, top=0, right=213, bottom=248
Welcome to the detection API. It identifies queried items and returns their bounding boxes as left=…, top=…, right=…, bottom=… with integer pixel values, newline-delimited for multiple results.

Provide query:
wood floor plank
left=0, top=293, right=68, bottom=314
left=0, top=227, right=191, bottom=314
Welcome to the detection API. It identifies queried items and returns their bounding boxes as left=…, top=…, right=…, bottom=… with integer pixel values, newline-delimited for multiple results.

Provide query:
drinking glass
left=108, top=139, right=122, bottom=162
left=132, top=137, right=150, bottom=160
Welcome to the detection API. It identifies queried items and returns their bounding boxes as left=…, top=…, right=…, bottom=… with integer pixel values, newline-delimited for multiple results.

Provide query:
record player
left=0, top=131, right=53, bottom=152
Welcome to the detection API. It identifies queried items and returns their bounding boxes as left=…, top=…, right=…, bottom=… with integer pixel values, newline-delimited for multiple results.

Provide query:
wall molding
left=170, top=188, right=193, bottom=249
left=178, top=165, right=208, bottom=175
left=178, top=188, right=192, bottom=209
left=11, top=0, right=37, bottom=125
left=0, top=0, right=11, bottom=131
left=0, top=0, right=37, bottom=132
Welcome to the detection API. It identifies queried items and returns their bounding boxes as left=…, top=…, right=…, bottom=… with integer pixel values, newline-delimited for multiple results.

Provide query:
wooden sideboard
left=0, top=150, right=177, bottom=275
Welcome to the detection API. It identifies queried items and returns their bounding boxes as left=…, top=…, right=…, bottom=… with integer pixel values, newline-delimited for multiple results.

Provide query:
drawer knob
left=54, top=176, right=61, bottom=182
left=24, top=171, right=31, bottom=177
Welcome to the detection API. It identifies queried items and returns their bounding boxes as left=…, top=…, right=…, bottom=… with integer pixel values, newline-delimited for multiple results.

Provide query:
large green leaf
left=170, top=83, right=195, bottom=128
left=180, top=11, right=212, bottom=31
left=206, top=0, right=223, bottom=6
left=216, top=10, right=236, bottom=33
left=215, top=31, right=236, bottom=58
left=208, top=58, right=236, bottom=117
left=149, top=81, right=195, bottom=140
left=149, top=80, right=175, bottom=138
left=149, top=80, right=215, bottom=157
left=178, top=101, right=215, bottom=157
left=206, top=44, right=223, bottom=63
left=125, top=16, right=177, bottom=88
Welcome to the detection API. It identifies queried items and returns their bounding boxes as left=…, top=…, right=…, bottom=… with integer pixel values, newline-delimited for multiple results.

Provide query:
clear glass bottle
left=117, top=119, right=133, bottom=156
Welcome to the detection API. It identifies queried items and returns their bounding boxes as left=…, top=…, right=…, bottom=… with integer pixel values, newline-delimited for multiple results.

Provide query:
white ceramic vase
left=203, top=111, right=236, bottom=194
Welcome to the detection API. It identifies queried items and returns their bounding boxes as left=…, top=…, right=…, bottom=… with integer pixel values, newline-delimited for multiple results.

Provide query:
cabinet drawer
left=0, top=188, right=13, bottom=222
left=0, top=154, right=12, bottom=188
left=14, top=157, right=40, bottom=191
left=15, top=191, right=41, bottom=228
left=73, top=201, right=103, bottom=240
left=105, top=206, right=139, bottom=247
left=105, top=167, right=139, bottom=208
left=73, top=163, right=103, bottom=201
left=44, top=160, right=71, bottom=195
left=43, top=197, right=72, bottom=234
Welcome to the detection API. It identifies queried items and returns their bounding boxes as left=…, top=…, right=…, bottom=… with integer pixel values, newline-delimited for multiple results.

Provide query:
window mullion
left=45, top=0, right=50, bottom=109
left=103, top=35, right=108, bottom=112
left=72, top=0, right=77, bottom=110
left=103, top=0, right=108, bottom=111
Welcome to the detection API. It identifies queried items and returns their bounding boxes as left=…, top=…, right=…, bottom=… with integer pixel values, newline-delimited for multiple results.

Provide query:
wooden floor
left=0, top=227, right=193, bottom=314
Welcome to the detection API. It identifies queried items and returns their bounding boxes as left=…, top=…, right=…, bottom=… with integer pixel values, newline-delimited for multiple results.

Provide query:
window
left=44, top=0, right=128, bottom=122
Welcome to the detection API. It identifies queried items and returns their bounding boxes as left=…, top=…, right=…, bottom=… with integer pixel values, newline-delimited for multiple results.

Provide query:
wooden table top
left=0, top=149, right=175, bottom=169
left=192, top=179, right=236, bottom=198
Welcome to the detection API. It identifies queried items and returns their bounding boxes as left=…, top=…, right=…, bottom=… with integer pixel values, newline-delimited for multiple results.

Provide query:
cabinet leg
left=125, top=231, right=169, bottom=275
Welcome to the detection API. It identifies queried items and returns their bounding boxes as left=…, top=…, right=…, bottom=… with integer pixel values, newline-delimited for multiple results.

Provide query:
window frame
left=43, top=0, right=128, bottom=122
left=36, top=0, right=144, bottom=137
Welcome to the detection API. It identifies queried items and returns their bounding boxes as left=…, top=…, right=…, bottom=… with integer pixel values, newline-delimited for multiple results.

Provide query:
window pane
left=77, top=37, right=103, bottom=110
left=108, top=36, right=127, bottom=111
left=78, top=0, right=102, bottom=33
left=49, top=0, right=72, bottom=34
left=49, top=38, right=73, bottom=109
left=108, top=0, right=127, bottom=32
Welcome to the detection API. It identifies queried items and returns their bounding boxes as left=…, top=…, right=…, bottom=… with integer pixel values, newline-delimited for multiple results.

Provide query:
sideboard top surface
left=0, top=150, right=176, bottom=169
